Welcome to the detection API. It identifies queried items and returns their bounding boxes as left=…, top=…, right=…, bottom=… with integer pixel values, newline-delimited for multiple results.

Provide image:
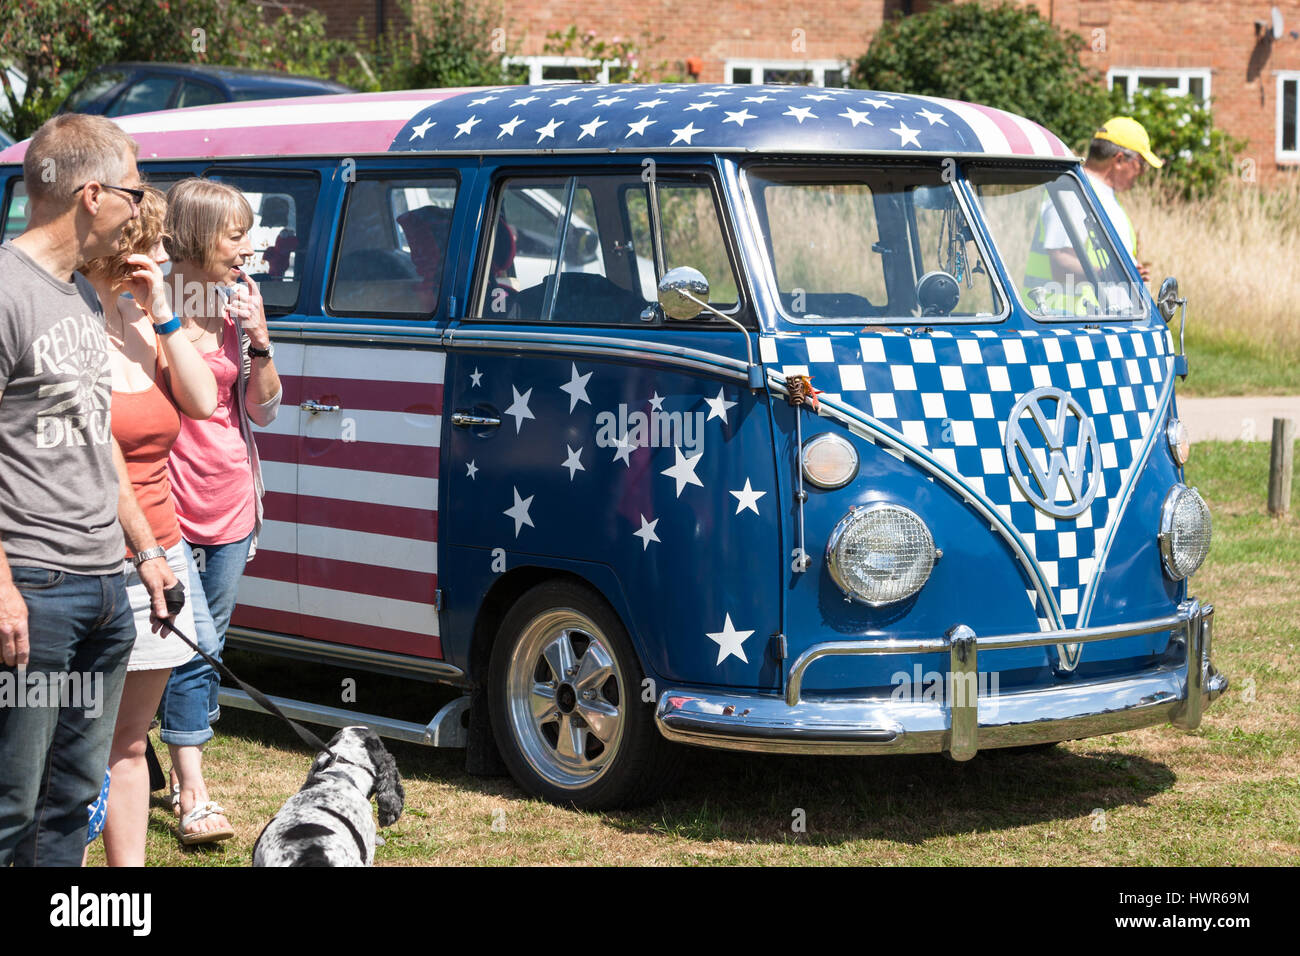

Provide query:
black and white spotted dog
left=253, top=726, right=404, bottom=867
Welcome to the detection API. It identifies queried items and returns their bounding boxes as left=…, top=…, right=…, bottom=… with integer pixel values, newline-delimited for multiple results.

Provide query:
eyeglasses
left=73, top=182, right=145, bottom=206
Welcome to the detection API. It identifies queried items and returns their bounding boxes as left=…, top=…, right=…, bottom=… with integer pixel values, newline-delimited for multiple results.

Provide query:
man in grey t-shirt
left=0, top=115, right=177, bottom=866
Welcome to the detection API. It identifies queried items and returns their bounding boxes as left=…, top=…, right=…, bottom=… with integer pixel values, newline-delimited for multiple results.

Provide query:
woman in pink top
left=157, top=179, right=281, bottom=844
left=80, top=185, right=218, bottom=865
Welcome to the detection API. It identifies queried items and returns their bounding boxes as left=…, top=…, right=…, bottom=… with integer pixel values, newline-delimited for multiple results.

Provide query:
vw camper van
left=0, top=84, right=1225, bottom=808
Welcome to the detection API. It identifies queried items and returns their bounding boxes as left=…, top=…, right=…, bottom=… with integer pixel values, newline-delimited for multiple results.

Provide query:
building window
left=503, top=56, right=626, bottom=85
left=1278, top=73, right=1300, bottom=162
left=724, top=60, right=849, bottom=87
left=1108, top=67, right=1211, bottom=104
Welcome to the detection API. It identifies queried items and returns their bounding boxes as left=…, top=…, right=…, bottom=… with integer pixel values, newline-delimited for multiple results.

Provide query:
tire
left=487, top=581, right=680, bottom=809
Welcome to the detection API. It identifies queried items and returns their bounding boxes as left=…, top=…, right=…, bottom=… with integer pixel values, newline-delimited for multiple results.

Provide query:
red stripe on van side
left=1034, top=122, right=1071, bottom=156
left=277, top=376, right=444, bottom=415
left=126, top=122, right=408, bottom=163
left=256, top=433, right=440, bottom=479
left=231, top=604, right=442, bottom=659
left=968, top=103, right=1032, bottom=154
left=261, top=492, right=438, bottom=541
left=244, top=549, right=437, bottom=605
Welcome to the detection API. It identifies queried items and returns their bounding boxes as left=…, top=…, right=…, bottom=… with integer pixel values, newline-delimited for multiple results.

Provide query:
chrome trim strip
left=772, top=372, right=1063, bottom=628
left=267, top=321, right=444, bottom=344
left=226, top=626, right=466, bottom=682
left=447, top=330, right=752, bottom=382
left=1077, top=349, right=1177, bottom=626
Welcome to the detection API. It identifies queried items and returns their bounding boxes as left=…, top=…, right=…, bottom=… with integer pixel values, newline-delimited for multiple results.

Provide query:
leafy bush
left=379, top=0, right=518, bottom=91
left=850, top=0, right=1112, bottom=150
left=1109, top=87, right=1248, bottom=200
left=1, top=0, right=353, bottom=138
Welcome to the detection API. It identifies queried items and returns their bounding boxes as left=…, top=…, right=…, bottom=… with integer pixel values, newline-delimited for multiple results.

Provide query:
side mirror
left=656, top=265, right=765, bottom=390
left=1156, top=276, right=1182, bottom=323
left=657, top=266, right=710, bottom=320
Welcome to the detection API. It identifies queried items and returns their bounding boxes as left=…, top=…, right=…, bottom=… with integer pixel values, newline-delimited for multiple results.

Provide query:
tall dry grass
left=1125, top=178, right=1300, bottom=361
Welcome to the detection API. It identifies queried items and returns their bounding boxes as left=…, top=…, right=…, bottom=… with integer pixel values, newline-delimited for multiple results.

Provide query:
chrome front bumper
left=655, top=600, right=1226, bottom=759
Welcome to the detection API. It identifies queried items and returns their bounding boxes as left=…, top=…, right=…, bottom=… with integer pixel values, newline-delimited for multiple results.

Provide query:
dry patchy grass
left=1127, top=180, right=1300, bottom=395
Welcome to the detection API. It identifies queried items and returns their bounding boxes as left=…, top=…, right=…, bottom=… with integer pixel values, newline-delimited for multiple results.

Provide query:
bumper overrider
left=655, top=600, right=1226, bottom=758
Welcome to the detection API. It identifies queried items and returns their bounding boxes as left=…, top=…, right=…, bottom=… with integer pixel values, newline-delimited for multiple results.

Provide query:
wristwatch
left=131, top=546, right=167, bottom=567
left=248, top=342, right=274, bottom=360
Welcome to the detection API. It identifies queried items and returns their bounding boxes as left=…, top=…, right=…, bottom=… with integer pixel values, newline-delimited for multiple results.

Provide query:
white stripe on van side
left=259, top=521, right=437, bottom=574
left=304, top=346, right=446, bottom=384
left=1017, top=116, right=1054, bottom=157
left=236, top=577, right=439, bottom=636
left=261, top=460, right=437, bottom=508
left=258, top=407, right=440, bottom=444
left=931, top=98, right=1012, bottom=154
left=114, top=99, right=433, bottom=136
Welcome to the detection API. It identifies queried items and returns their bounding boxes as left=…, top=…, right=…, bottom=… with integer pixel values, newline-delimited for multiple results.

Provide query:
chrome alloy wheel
left=505, top=609, right=627, bottom=790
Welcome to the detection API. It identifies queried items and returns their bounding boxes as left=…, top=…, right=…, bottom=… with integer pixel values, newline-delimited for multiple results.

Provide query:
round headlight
left=1166, top=418, right=1190, bottom=466
left=803, top=432, right=859, bottom=489
left=1159, top=484, right=1211, bottom=580
left=826, top=505, right=936, bottom=605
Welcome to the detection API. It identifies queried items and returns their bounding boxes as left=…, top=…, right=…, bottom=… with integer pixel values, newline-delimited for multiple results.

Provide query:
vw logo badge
left=1004, top=387, right=1100, bottom=519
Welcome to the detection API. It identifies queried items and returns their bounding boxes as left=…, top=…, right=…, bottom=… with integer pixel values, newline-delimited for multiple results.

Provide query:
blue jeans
left=0, top=567, right=135, bottom=866
left=158, top=534, right=252, bottom=747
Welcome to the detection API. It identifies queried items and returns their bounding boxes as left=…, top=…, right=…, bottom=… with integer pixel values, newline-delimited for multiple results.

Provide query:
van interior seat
left=508, top=272, right=649, bottom=323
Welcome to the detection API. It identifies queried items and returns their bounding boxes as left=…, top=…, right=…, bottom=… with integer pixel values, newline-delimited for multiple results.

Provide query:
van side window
left=205, top=170, right=320, bottom=314
left=329, top=175, right=458, bottom=317
left=477, top=172, right=741, bottom=324
left=625, top=180, right=740, bottom=309
left=2, top=180, right=27, bottom=244
left=478, top=175, right=648, bottom=323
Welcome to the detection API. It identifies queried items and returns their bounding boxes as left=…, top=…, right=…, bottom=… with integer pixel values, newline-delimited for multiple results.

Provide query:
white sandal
left=179, top=801, right=234, bottom=845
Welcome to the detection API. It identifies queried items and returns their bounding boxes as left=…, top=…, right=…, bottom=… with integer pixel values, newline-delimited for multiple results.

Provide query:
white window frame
left=1277, top=72, right=1300, bottom=163
left=503, top=55, right=621, bottom=85
left=1107, top=67, right=1212, bottom=104
left=724, top=59, right=849, bottom=87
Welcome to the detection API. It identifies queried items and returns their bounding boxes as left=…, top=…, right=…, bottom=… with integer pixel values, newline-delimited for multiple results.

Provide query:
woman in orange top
left=80, top=186, right=216, bottom=866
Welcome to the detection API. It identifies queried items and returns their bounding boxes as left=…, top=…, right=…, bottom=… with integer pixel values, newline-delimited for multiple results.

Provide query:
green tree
left=2, top=0, right=354, bottom=139
left=1110, top=86, right=1247, bottom=200
left=381, top=0, right=518, bottom=91
left=850, top=0, right=1111, bottom=150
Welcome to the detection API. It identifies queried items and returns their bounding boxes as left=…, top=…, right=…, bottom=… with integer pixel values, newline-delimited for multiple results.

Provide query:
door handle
left=451, top=412, right=501, bottom=427
left=300, top=400, right=341, bottom=414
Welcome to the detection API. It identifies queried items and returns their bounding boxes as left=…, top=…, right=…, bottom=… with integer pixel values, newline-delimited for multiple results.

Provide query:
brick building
left=299, top=0, right=1300, bottom=180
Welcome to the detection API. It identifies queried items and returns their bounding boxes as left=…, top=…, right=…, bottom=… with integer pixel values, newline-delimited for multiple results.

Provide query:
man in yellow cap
left=1046, top=116, right=1163, bottom=283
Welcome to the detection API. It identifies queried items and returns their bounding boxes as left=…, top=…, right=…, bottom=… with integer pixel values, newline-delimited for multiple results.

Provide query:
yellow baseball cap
left=1094, top=116, right=1164, bottom=168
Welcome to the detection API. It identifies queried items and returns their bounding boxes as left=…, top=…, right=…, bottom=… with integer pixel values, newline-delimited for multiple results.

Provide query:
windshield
left=967, top=167, right=1144, bottom=319
left=746, top=165, right=1002, bottom=323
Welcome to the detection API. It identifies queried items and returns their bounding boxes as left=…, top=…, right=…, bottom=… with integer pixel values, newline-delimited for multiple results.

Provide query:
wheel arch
left=467, top=563, right=647, bottom=687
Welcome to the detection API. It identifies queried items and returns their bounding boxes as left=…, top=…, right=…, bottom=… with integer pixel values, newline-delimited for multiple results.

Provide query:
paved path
left=1177, top=395, right=1300, bottom=442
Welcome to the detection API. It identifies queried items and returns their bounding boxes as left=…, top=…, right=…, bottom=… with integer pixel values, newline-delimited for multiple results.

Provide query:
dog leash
left=159, top=583, right=336, bottom=758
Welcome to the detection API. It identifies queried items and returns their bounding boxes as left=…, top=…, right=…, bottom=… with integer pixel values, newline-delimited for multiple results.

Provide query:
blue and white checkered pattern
left=763, top=325, right=1175, bottom=630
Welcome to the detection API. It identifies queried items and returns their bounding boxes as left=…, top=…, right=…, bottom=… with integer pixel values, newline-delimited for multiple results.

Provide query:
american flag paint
left=388, top=84, right=1073, bottom=158
left=0, top=84, right=1073, bottom=165
left=229, top=341, right=443, bottom=658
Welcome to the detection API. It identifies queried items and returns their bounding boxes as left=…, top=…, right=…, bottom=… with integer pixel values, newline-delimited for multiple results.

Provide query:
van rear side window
left=329, top=175, right=458, bottom=318
left=2, top=180, right=27, bottom=244
left=205, top=169, right=320, bottom=314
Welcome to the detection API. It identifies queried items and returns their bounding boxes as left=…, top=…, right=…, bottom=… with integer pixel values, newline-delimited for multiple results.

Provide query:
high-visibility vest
left=1023, top=195, right=1136, bottom=315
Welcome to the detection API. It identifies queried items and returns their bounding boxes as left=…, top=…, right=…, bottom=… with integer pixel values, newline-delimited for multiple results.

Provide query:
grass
left=86, top=441, right=1299, bottom=866
left=1126, top=181, right=1300, bottom=395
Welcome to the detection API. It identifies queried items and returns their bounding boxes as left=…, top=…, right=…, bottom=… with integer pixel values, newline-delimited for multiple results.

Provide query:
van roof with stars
left=0, top=84, right=1075, bottom=165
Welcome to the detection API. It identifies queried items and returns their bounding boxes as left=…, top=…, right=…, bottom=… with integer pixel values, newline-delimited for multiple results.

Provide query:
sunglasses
left=74, top=182, right=145, bottom=205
